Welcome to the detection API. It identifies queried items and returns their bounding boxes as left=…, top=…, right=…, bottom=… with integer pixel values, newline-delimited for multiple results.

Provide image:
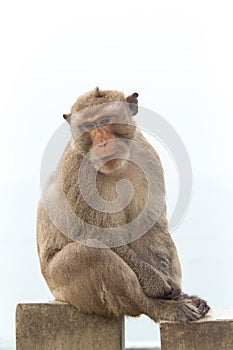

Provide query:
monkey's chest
left=66, top=177, right=147, bottom=228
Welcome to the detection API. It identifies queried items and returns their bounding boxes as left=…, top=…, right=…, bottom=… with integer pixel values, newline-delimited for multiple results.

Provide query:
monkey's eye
left=98, top=117, right=111, bottom=126
left=82, top=122, right=96, bottom=130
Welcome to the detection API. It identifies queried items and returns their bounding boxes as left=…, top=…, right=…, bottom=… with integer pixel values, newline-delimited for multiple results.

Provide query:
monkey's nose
left=98, top=141, right=108, bottom=148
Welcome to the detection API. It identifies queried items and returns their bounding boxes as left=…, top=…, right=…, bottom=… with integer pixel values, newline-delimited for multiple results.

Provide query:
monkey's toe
left=189, top=295, right=210, bottom=317
left=176, top=299, right=203, bottom=322
left=178, top=294, right=210, bottom=316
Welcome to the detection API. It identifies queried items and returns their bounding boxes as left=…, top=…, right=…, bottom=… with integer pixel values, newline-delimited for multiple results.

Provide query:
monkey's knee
left=47, top=243, right=145, bottom=318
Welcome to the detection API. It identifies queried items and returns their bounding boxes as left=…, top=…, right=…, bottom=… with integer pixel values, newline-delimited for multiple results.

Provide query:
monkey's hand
left=112, top=246, right=181, bottom=299
left=135, top=261, right=181, bottom=299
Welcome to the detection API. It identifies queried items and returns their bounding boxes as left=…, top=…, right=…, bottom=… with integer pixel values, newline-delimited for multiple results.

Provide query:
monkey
left=37, top=87, right=210, bottom=323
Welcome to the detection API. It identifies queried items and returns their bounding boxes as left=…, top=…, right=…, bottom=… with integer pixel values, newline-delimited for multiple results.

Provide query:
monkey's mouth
left=100, top=152, right=119, bottom=162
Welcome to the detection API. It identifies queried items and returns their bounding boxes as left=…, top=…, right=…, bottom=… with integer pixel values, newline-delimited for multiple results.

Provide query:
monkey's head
left=63, top=87, right=139, bottom=174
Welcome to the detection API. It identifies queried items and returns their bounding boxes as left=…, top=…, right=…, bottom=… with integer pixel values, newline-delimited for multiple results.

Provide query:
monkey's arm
left=112, top=245, right=180, bottom=299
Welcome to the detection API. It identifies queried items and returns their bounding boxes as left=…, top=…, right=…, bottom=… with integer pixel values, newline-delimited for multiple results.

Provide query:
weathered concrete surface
left=160, top=309, right=233, bottom=350
left=16, top=301, right=124, bottom=350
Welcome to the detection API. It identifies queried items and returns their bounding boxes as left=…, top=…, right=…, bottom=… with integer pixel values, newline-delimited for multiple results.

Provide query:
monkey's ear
left=63, top=113, right=71, bottom=123
left=126, top=92, right=139, bottom=116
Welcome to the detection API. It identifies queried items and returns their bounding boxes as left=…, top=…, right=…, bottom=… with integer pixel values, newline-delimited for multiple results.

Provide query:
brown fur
left=37, top=88, right=210, bottom=322
left=71, top=87, right=125, bottom=114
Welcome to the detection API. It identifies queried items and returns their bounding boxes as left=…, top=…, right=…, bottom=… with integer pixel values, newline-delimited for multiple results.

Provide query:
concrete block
left=16, top=301, right=124, bottom=350
left=160, top=309, right=233, bottom=350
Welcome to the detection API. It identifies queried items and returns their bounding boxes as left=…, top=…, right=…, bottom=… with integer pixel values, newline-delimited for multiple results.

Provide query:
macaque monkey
left=37, top=87, right=210, bottom=322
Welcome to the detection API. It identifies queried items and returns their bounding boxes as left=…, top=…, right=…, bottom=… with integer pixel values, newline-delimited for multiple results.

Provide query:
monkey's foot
left=174, top=296, right=210, bottom=321
left=176, top=294, right=210, bottom=318
left=152, top=295, right=210, bottom=322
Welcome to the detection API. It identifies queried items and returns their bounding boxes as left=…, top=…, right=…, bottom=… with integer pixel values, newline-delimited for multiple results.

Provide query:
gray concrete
left=16, top=301, right=124, bottom=350
left=160, top=309, right=233, bottom=350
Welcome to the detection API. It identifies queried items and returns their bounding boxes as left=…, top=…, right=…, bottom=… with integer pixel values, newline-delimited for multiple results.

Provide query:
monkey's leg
left=45, top=242, right=209, bottom=322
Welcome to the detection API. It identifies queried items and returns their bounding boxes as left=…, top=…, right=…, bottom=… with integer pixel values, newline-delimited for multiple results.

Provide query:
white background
left=0, top=0, right=233, bottom=348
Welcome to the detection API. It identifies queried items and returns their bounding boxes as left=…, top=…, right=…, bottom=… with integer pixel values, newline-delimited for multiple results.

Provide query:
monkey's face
left=63, top=89, right=139, bottom=174
left=70, top=104, right=136, bottom=174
